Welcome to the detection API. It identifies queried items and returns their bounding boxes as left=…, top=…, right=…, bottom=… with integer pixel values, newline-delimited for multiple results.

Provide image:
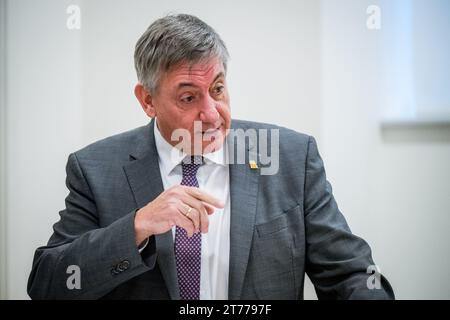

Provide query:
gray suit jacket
left=28, top=119, right=394, bottom=299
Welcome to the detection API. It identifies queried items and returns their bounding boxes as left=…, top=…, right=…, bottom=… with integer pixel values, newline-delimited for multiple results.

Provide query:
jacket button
left=120, top=260, right=130, bottom=270
left=111, top=268, right=119, bottom=276
left=111, top=260, right=130, bottom=275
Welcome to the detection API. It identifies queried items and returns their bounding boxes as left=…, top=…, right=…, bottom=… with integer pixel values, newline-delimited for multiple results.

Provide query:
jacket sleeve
left=27, top=153, right=156, bottom=299
left=303, top=136, right=395, bottom=300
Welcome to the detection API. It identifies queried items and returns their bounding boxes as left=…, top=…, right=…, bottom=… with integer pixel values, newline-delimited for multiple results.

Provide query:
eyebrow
left=176, top=72, right=225, bottom=89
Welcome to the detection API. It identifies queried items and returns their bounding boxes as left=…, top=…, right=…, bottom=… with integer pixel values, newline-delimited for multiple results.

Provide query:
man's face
left=148, top=58, right=231, bottom=154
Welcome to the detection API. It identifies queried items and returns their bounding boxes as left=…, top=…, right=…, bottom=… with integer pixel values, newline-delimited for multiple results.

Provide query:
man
left=28, top=14, right=394, bottom=300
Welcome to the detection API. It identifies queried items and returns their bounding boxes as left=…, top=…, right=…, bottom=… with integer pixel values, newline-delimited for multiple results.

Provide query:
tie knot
left=181, top=156, right=203, bottom=177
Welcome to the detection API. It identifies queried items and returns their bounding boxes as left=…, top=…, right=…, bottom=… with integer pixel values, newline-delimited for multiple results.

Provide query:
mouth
left=199, top=126, right=224, bottom=143
left=202, top=129, right=218, bottom=135
left=201, top=125, right=222, bottom=135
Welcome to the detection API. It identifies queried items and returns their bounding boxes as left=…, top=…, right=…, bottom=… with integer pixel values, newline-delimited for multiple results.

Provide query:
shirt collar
left=153, top=119, right=227, bottom=175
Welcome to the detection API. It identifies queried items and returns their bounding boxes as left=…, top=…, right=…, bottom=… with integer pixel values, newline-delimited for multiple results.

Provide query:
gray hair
left=134, top=14, right=230, bottom=94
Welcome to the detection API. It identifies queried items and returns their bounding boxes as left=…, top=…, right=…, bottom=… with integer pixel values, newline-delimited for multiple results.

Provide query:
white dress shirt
left=153, top=120, right=231, bottom=300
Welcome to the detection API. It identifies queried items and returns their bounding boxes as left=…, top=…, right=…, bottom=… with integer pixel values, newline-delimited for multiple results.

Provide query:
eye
left=213, top=85, right=225, bottom=96
left=180, top=95, right=195, bottom=104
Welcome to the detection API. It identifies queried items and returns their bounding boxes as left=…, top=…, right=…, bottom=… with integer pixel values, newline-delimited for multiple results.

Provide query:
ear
left=134, top=84, right=156, bottom=118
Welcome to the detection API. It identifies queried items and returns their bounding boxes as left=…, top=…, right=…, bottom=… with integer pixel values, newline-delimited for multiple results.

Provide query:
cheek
left=217, top=103, right=231, bottom=126
left=160, top=103, right=195, bottom=128
left=179, top=111, right=201, bottom=134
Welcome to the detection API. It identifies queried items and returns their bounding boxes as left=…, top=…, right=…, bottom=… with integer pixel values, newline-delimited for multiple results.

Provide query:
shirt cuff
left=138, top=237, right=149, bottom=253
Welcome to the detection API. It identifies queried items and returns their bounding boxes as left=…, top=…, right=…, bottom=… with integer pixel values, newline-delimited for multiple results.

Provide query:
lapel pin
left=249, top=160, right=258, bottom=169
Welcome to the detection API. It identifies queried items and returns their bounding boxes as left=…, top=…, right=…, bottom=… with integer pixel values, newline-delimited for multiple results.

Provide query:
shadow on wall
left=381, top=125, right=450, bottom=144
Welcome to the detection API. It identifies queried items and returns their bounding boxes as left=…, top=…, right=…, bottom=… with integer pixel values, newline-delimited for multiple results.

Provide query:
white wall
left=320, top=0, right=450, bottom=299
left=5, top=0, right=84, bottom=299
left=413, top=0, right=450, bottom=119
left=2, top=0, right=450, bottom=300
left=0, top=0, right=8, bottom=299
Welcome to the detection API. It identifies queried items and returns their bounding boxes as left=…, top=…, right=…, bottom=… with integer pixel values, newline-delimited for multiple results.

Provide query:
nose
left=199, top=95, right=220, bottom=125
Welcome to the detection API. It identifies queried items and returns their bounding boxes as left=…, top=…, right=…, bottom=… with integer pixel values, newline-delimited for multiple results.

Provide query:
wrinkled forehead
left=162, top=58, right=226, bottom=89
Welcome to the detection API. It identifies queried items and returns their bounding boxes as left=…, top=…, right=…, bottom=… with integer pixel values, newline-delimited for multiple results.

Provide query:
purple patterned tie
left=175, top=155, right=203, bottom=300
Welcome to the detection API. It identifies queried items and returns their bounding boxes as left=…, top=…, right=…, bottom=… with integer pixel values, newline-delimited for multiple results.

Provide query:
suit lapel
left=227, top=124, right=260, bottom=299
left=123, top=119, right=180, bottom=300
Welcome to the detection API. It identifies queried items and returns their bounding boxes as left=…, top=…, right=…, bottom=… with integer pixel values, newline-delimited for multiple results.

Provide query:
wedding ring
left=185, top=206, right=193, bottom=218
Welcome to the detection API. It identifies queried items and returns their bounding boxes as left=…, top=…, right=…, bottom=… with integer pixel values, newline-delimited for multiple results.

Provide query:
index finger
left=184, top=187, right=224, bottom=209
